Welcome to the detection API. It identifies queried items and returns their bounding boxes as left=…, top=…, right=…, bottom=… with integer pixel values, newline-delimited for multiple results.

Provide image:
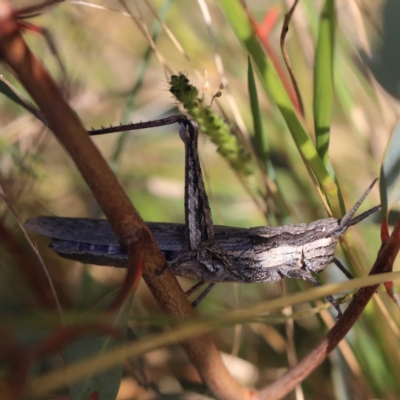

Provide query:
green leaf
left=362, top=0, right=400, bottom=100
left=0, top=76, right=47, bottom=125
left=380, top=120, right=400, bottom=220
left=65, top=297, right=133, bottom=400
left=314, top=0, right=335, bottom=166
left=353, top=323, right=398, bottom=396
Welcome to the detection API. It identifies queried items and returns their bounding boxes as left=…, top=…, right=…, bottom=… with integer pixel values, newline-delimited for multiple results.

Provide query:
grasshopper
left=25, top=117, right=379, bottom=315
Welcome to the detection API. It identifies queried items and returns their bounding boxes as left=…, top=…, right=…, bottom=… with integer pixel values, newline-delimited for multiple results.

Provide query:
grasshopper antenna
left=339, top=179, right=379, bottom=229
left=347, top=205, right=381, bottom=227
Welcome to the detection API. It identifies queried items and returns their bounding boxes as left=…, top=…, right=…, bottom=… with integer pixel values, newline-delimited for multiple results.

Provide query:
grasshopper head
left=304, top=180, right=379, bottom=275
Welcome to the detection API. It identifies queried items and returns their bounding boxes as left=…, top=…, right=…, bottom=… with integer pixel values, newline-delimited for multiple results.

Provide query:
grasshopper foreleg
left=191, top=284, right=215, bottom=307
left=157, top=238, right=237, bottom=305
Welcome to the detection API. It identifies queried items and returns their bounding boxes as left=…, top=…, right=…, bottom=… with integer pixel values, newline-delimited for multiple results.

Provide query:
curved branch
left=0, top=2, right=249, bottom=399
left=258, top=219, right=400, bottom=399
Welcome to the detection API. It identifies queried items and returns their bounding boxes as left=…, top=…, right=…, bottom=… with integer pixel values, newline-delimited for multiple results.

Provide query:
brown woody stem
left=0, top=2, right=248, bottom=399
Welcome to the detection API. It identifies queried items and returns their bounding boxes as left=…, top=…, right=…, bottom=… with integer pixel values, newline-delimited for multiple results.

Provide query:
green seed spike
left=169, top=73, right=253, bottom=175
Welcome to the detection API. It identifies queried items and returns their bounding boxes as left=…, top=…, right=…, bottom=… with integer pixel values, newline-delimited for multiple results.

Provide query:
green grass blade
left=314, top=0, right=335, bottom=166
left=217, top=0, right=341, bottom=214
left=111, top=0, right=173, bottom=166
left=248, top=57, right=292, bottom=221
left=247, top=57, right=268, bottom=169
left=0, top=76, right=47, bottom=125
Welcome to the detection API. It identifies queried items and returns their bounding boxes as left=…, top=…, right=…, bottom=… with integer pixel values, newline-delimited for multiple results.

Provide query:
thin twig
left=0, top=186, right=65, bottom=324
left=117, top=0, right=169, bottom=73
left=196, top=0, right=249, bottom=139
left=244, top=5, right=301, bottom=115
left=143, top=0, right=191, bottom=62
left=280, top=0, right=304, bottom=118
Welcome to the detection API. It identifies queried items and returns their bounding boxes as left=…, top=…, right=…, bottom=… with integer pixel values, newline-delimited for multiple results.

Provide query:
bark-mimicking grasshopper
left=24, top=117, right=380, bottom=316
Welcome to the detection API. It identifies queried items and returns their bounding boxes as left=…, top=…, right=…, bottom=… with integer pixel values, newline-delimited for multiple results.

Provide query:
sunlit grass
left=1, top=0, right=399, bottom=399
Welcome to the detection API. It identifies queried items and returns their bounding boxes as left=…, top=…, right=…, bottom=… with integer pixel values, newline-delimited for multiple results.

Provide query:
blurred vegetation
left=1, top=0, right=400, bottom=399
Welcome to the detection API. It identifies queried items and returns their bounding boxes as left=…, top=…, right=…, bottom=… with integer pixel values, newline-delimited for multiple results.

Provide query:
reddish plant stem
left=0, top=222, right=57, bottom=308
left=107, top=246, right=144, bottom=311
left=258, top=220, right=400, bottom=399
left=244, top=6, right=302, bottom=116
left=0, top=3, right=249, bottom=399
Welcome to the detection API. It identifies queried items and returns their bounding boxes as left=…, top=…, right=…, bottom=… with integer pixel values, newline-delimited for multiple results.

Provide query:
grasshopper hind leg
left=302, top=260, right=343, bottom=317
left=306, top=275, right=343, bottom=318
left=281, top=267, right=343, bottom=318
left=333, top=258, right=353, bottom=280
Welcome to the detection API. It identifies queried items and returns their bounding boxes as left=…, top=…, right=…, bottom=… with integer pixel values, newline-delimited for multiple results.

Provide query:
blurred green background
left=1, top=0, right=400, bottom=399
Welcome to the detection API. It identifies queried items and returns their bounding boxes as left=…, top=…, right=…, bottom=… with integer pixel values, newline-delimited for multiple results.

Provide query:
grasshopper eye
left=212, top=261, right=226, bottom=279
left=198, top=258, right=225, bottom=276
left=199, top=260, right=215, bottom=273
